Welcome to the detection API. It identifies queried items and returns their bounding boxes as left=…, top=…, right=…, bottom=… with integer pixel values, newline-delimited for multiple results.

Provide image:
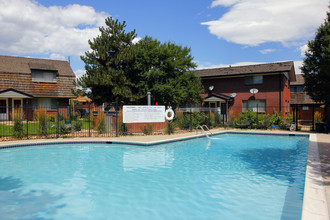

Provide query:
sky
left=0, top=0, right=328, bottom=79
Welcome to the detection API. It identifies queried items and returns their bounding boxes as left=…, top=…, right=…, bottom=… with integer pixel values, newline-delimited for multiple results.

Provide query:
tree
left=74, top=17, right=137, bottom=105
left=75, top=18, right=203, bottom=107
left=302, top=11, right=330, bottom=105
left=129, top=36, right=204, bottom=106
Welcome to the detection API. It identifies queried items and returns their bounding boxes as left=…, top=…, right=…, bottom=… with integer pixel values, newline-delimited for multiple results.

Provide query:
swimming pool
left=0, top=133, right=309, bottom=220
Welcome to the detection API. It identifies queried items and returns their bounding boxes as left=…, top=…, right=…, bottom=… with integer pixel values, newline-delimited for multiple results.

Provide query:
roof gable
left=0, top=88, right=33, bottom=98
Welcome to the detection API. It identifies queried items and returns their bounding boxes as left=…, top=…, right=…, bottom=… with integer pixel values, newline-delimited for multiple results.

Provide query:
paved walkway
left=316, top=133, right=330, bottom=217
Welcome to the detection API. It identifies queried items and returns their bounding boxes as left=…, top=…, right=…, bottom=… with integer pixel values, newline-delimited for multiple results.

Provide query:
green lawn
left=0, top=120, right=92, bottom=137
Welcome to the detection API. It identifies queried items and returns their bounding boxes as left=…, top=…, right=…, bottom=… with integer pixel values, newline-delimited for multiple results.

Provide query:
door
left=0, top=99, right=8, bottom=120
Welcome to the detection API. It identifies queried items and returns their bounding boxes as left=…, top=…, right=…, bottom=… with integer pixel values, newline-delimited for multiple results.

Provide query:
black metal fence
left=0, top=104, right=327, bottom=141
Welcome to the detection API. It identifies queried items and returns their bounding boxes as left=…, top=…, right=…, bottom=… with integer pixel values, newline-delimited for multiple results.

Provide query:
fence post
left=312, top=106, right=315, bottom=131
left=190, top=105, right=192, bottom=132
left=26, top=99, right=29, bottom=139
left=56, top=102, right=59, bottom=138
left=88, top=103, right=91, bottom=137
left=256, top=104, right=259, bottom=125
left=295, top=104, right=298, bottom=131
left=115, top=101, right=118, bottom=137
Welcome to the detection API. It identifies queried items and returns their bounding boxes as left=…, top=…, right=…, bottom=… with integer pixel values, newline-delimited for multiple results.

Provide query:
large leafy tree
left=129, top=36, right=204, bottom=106
left=302, top=11, right=330, bottom=105
left=74, top=17, right=137, bottom=105
left=75, top=18, right=203, bottom=106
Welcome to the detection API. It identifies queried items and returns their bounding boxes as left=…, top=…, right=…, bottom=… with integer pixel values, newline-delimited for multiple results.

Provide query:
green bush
left=234, top=110, right=257, bottom=128
left=96, top=111, right=106, bottom=134
left=166, top=121, right=176, bottom=134
left=47, top=114, right=55, bottom=122
left=214, top=112, right=222, bottom=126
left=141, top=124, right=153, bottom=135
left=72, top=120, right=83, bottom=131
left=175, top=112, right=206, bottom=130
left=271, top=108, right=283, bottom=125
left=36, top=108, right=48, bottom=136
left=13, top=110, right=24, bottom=139
left=59, top=124, right=70, bottom=134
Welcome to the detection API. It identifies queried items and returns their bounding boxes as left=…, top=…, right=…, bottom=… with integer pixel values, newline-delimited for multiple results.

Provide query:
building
left=195, top=61, right=296, bottom=121
left=0, top=55, right=76, bottom=120
left=290, top=74, right=324, bottom=126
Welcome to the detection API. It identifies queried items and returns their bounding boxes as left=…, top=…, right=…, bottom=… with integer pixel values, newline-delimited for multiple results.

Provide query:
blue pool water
left=0, top=134, right=309, bottom=220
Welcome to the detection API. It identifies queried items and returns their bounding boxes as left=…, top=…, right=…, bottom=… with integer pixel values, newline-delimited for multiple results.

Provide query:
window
left=32, top=70, right=56, bottom=82
left=242, top=100, right=266, bottom=112
left=290, top=86, right=304, bottom=93
left=33, top=98, right=57, bottom=109
left=245, top=75, right=263, bottom=85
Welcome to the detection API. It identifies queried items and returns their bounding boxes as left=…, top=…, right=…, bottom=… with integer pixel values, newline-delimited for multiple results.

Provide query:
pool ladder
left=196, top=125, right=213, bottom=137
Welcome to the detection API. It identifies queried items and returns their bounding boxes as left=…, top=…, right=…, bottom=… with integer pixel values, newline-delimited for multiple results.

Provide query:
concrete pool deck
left=0, top=128, right=329, bottom=219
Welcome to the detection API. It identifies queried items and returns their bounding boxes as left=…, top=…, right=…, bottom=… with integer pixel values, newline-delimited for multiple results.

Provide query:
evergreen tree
left=74, top=17, right=136, bottom=105
left=302, top=11, right=330, bottom=105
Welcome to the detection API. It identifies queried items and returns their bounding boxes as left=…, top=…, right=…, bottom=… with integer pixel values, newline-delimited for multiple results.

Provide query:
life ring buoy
left=165, top=108, right=175, bottom=121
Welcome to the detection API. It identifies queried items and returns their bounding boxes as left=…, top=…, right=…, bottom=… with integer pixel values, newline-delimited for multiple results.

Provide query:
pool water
left=0, top=134, right=309, bottom=220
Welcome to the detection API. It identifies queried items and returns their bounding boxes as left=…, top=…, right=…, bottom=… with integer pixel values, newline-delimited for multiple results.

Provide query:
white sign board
left=123, top=105, right=165, bottom=123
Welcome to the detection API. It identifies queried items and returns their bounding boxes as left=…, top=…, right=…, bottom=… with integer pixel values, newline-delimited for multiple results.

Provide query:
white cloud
left=132, top=37, right=142, bottom=44
left=0, top=0, right=108, bottom=57
left=197, top=61, right=263, bottom=70
left=300, top=44, right=309, bottom=57
left=202, top=0, right=328, bottom=46
left=294, top=60, right=303, bottom=74
left=211, top=0, right=241, bottom=7
left=74, top=69, right=86, bottom=79
left=49, top=53, right=66, bottom=61
left=259, top=49, right=276, bottom=54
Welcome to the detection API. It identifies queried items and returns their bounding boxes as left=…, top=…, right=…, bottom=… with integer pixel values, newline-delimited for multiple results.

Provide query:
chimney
left=68, top=56, right=70, bottom=65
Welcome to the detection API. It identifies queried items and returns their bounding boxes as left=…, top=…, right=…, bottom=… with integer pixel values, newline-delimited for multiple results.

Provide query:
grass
left=0, top=120, right=92, bottom=137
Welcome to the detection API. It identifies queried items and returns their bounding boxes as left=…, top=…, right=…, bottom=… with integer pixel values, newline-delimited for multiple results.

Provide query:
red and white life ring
left=165, top=108, right=174, bottom=121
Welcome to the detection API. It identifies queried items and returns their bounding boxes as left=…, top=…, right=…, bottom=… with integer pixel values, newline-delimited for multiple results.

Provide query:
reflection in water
left=0, top=176, right=23, bottom=191
left=123, top=147, right=174, bottom=171
left=0, top=176, right=64, bottom=220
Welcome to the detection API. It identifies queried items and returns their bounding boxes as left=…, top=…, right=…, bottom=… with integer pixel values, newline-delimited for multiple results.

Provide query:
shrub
left=141, top=124, right=153, bottom=135
left=271, top=108, right=283, bottom=125
left=96, top=111, right=106, bottom=134
left=34, top=108, right=48, bottom=136
left=72, top=120, right=83, bottom=131
left=214, top=112, right=222, bottom=127
left=59, top=123, right=70, bottom=134
left=13, top=109, right=24, bottom=139
left=165, top=121, right=176, bottom=134
left=315, top=111, right=323, bottom=123
left=234, top=110, right=257, bottom=128
left=47, top=114, right=55, bottom=122
left=175, top=111, right=207, bottom=130
left=118, top=110, right=129, bottom=135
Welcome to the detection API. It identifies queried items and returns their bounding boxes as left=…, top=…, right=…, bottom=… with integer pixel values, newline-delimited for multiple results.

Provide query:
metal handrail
left=196, top=124, right=213, bottom=137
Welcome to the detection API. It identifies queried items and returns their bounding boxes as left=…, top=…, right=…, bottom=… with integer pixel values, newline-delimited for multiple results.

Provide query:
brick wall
left=201, top=74, right=291, bottom=119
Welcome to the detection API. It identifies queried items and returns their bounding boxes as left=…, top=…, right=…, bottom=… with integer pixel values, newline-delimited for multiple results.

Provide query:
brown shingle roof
left=196, top=61, right=295, bottom=81
left=0, top=55, right=76, bottom=98
left=0, top=55, right=75, bottom=77
left=290, top=74, right=304, bottom=85
left=289, top=74, right=319, bottom=104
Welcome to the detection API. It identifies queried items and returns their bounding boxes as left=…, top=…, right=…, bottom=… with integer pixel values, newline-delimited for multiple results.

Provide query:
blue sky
left=0, top=0, right=328, bottom=78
